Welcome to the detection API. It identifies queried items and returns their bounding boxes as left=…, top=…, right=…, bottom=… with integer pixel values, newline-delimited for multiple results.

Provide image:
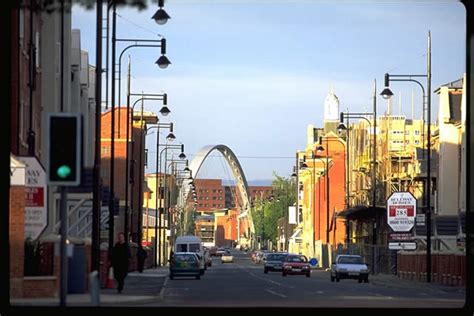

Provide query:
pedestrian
left=111, top=232, right=131, bottom=293
left=169, top=250, right=175, bottom=264
left=137, top=244, right=147, bottom=273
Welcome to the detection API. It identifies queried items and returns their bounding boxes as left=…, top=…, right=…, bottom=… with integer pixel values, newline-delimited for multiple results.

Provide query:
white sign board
left=389, top=242, right=417, bottom=250
left=10, top=155, right=26, bottom=186
left=387, top=192, right=416, bottom=232
left=288, top=206, right=297, bottom=224
left=17, top=157, right=48, bottom=240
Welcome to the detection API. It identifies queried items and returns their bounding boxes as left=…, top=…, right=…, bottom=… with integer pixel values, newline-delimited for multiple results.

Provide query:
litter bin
left=68, top=244, right=86, bottom=294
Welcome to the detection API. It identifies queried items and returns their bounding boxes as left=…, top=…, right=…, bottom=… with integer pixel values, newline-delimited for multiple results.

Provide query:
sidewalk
left=369, top=273, right=465, bottom=294
left=10, top=267, right=169, bottom=306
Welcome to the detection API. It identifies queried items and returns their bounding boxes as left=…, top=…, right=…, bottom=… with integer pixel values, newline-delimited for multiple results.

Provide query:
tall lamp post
left=146, top=122, right=174, bottom=267
left=300, top=154, right=326, bottom=258
left=339, top=83, right=378, bottom=273
left=126, top=94, right=169, bottom=242
left=158, top=143, right=186, bottom=265
left=107, top=0, right=170, bottom=251
left=380, top=31, right=431, bottom=282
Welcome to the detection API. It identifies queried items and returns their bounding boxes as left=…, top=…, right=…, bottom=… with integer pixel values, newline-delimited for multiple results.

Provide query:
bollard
left=89, top=271, right=100, bottom=306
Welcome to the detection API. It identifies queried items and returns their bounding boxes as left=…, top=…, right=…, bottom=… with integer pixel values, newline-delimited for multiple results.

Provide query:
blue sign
left=309, top=258, right=318, bottom=266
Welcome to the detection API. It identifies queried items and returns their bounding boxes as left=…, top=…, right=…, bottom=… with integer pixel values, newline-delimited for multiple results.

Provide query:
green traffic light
left=57, top=165, right=72, bottom=179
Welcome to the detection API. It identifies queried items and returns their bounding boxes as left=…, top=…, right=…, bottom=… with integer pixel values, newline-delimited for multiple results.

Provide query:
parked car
left=330, top=254, right=369, bottom=283
left=216, top=248, right=228, bottom=257
left=221, top=250, right=234, bottom=263
left=169, top=252, right=201, bottom=280
left=282, top=254, right=311, bottom=277
left=264, top=253, right=287, bottom=273
left=203, top=248, right=212, bottom=268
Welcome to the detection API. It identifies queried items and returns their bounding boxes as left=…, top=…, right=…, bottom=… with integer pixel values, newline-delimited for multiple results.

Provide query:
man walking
left=111, top=232, right=131, bottom=293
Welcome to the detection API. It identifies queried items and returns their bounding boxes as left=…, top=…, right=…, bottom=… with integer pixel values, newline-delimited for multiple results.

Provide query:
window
left=213, top=189, right=217, bottom=193
left=213, top=196, right=216, bottom=200
left=415, top=140, right=420, bottom=145
left=414, top=130, right=420, bottom=135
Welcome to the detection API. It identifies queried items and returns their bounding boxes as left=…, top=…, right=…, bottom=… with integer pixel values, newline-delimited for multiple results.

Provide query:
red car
left=282, top=254, right=311, bottom=277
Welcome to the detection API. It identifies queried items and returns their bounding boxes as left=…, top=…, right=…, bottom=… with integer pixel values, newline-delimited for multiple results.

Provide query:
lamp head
left=151, top=8, right=170, bottom=25
left=156, top=55, right=171, bottom=69
left=159, top=105, right=171, bottom=116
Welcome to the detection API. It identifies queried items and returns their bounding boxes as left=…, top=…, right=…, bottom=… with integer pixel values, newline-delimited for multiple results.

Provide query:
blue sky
left=72, top=0, right=465, bottom=182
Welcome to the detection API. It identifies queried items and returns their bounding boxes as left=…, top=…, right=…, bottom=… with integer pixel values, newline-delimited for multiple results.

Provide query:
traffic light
left=47, top=113, right=82, bottom=186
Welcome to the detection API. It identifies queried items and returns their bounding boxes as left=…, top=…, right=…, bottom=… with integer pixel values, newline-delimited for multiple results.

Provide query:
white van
left=174, top=235, right=206, bottom=275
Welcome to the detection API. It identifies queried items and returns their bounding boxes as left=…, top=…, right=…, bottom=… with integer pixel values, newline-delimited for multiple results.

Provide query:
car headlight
left=338, top=268, right=347, bottom=272
left=360, top=269, right=369, bottom=273
left=284, top=265, right=292, bottom=270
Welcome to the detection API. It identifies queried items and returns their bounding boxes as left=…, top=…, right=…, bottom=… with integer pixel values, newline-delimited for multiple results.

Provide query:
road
left=143, top=250, right=465, bottom=308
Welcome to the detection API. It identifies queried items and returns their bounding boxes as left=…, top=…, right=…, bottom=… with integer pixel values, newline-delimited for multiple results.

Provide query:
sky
left=72, top=0, right=466, bottom=183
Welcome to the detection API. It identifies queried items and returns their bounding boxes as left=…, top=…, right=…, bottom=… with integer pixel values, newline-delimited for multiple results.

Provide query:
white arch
left=179, top=145, right=255, bottom=235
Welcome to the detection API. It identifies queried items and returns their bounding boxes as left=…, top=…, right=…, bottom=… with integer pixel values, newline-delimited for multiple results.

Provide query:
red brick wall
left=195, top=179, right=226, bottom=212
left=23, top=277, right=58, bottom=298
left=314, top=136, right=346, bottom=246
left=10, top=186, right=25, bottom=298
left=397, top=253, right=466, bottom=286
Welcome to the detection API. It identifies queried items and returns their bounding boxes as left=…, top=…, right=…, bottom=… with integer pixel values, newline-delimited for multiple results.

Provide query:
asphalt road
left=147, top=250, right=465, bottom=308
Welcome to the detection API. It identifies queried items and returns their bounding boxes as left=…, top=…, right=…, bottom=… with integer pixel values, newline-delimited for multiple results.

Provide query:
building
left=289, top=89, right=347, bottom=268
left=194, top=179, right=226, bottom=212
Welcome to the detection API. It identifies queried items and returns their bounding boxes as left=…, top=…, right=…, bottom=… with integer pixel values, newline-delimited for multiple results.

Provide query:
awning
left=337, top=205, right=385, bottom=220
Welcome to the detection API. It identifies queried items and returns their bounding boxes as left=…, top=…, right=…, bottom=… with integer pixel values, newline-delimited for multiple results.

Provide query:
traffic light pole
left=59, top=186, right=68, bottom=307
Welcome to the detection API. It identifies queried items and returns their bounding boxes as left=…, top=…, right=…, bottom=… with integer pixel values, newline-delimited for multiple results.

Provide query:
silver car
left=330, top=254, right=369, bottom=283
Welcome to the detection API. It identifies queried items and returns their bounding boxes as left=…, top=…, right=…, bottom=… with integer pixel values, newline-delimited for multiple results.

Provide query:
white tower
left=323, top=88, right=340, bottom=134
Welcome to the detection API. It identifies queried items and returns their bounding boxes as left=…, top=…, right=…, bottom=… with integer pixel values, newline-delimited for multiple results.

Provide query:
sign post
left=387, top=192, right=417, bottom=250
left=17, top=157, right=48, bottom=240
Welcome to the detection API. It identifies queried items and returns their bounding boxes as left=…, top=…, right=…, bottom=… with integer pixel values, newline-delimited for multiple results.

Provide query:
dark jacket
left=112, top=242, right=131, bottom=275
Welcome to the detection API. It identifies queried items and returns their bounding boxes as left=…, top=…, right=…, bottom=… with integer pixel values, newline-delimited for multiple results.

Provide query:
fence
left=397, top=251, right=465, bottom=286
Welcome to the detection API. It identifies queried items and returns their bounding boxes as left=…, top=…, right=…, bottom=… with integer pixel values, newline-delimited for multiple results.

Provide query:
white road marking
left=266, top=289, right=287, bottom=298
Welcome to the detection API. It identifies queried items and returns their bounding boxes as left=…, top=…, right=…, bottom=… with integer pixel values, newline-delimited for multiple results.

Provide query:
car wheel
left=306, top=273, right=310, bottom=278
left=169, top=274, right=174, bottom=280
left=336, top=273, right=340, bottom=282
left=282, top=272, right=287, bottom=277
left=264, top=269, right=268, bottom=274
left=204, top=264, right=207, bottom=270
left=364, top=277, right=369, bottom=283
left=196, top=275, right=201, bottom=280
left=358, top=278, right=363, bottom=283
left=330, top=275, right=335, bottom=282
left=200, top=269, right=204, bottom=275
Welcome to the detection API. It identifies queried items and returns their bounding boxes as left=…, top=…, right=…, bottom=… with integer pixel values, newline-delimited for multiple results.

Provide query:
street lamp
left=380, top=31, right=432, bottom=282
left=300, top=153, right=326, bottom=258
left=158, top=143, right=186, bottom=264
left=125, top=94, right=168, bottom=243
left=152, top=0, right=171, bottom=25
left=145, top=122, right=173, bottom=267
left=108, top=0, right=170, bottom=253
left=339, top=81, right=378, bottom=272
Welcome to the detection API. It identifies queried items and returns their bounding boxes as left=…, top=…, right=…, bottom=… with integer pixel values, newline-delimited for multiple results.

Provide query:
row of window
left=198, top=196, right=223, bottom=200
left=392, top=140, right=420, bottom=145
left=198, top=189, right=224, bottom=193
left=198, top=204, right=223, bottom=208
left=391, top=130, right=420, bottom=135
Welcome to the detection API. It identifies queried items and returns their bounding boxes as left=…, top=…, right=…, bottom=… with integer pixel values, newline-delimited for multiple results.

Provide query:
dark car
left=264, top=253, right=287, bottom=273
left=169, top=252, right=201, bottom=280
left=282, top=254, right=311, bottom=277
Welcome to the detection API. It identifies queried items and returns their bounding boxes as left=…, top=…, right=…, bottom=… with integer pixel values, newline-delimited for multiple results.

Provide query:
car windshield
left=338, top=256, right=363, bottom=264
left=174, top=254, right=197, bottom=263
left=267, top=254, right=286, bottom=261
left=287, top=256, right=307, bottom=263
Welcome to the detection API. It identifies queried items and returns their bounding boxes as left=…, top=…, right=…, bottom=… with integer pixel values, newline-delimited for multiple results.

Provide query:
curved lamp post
left=380, top=31, right=431, bottom=282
